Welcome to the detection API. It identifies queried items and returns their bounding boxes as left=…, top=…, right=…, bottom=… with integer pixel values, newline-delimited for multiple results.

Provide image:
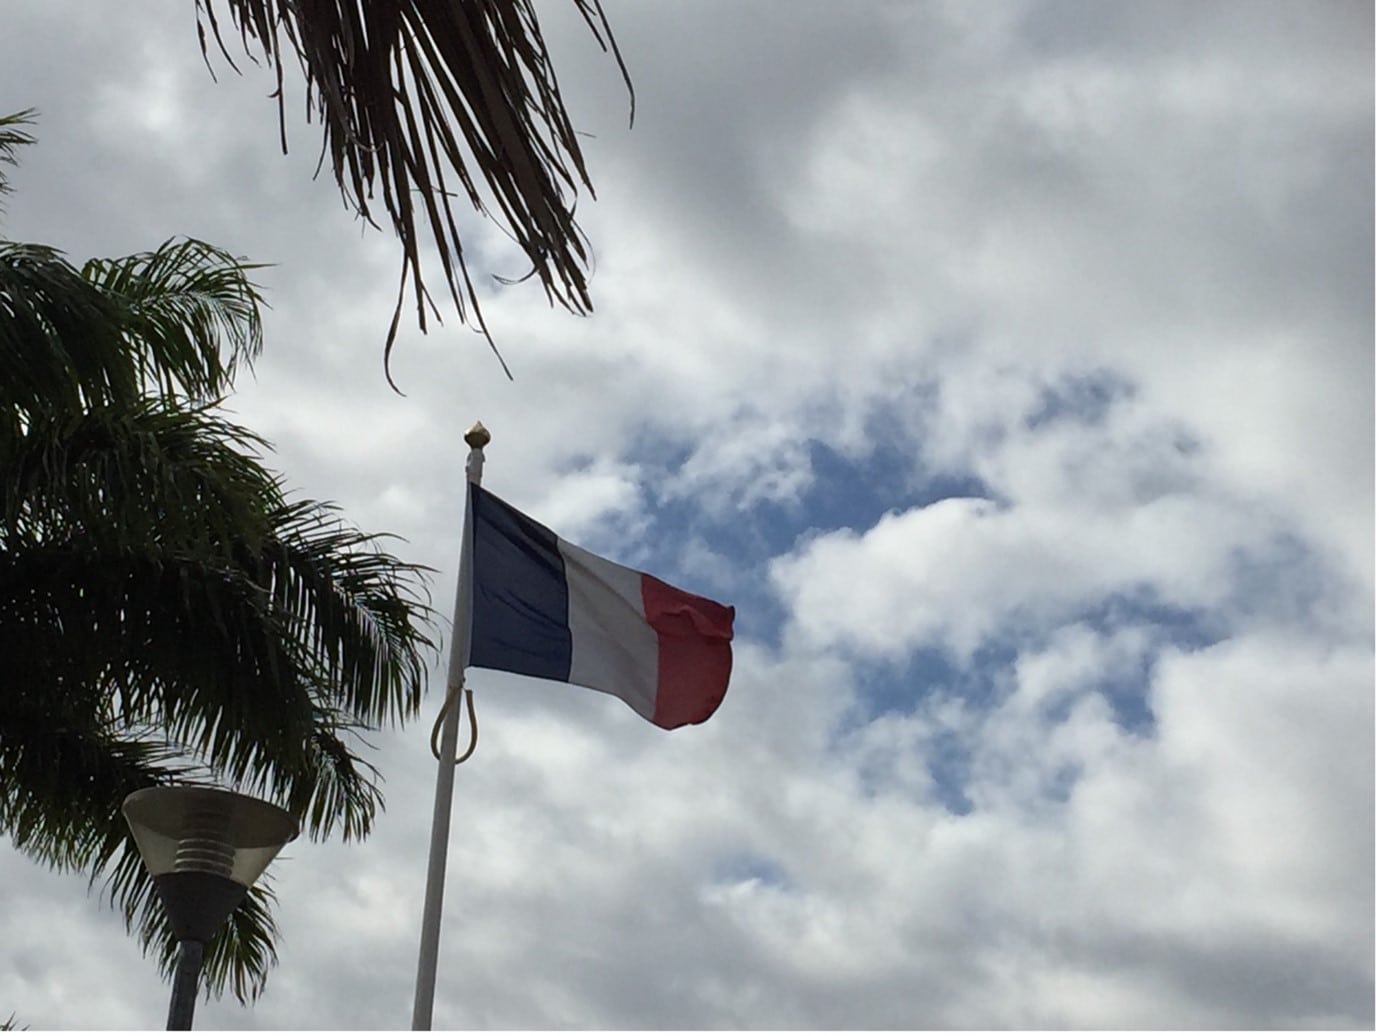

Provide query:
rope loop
left=430, top=682, right=478, bottom=765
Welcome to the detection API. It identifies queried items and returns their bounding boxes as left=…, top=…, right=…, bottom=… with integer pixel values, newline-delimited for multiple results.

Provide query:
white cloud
left=771, top=484, right=1271, bottom=661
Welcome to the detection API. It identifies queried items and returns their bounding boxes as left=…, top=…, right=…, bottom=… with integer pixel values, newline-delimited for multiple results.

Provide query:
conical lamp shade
left=123, top=787, right=299, bottom=942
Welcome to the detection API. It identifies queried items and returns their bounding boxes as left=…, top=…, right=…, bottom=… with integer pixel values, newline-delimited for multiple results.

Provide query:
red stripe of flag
left=641, top=573, right=735, bottom=729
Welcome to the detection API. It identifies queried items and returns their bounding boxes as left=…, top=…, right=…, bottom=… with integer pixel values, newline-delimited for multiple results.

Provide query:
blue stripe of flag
left=468, top=484, right=573, bottom=682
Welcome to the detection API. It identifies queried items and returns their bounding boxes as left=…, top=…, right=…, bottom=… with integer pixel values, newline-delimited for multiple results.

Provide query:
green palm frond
left=1, top=400, right=434, bottom=828
left=82, top=238, right=266, bottom=400
left=2, top=398, right=280, bottom=552
left=0, top=242, right=134, bottom=417
left=0, top=708, right=196, bottom=870
left=196, top=0, right=632, bottom=374
left=0, top=109, right=37, bottom=207
left=0, top=238, right=263, bottom=419
left=256, top=500, right=433, bottom=729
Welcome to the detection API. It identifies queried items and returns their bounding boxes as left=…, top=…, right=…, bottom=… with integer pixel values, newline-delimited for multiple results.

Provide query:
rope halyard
left=429, top=682, right=478, bottom=764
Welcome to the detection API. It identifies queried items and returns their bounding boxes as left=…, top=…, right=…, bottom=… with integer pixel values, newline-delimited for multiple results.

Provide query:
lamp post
left=122, top=787, right=299, bottom=1030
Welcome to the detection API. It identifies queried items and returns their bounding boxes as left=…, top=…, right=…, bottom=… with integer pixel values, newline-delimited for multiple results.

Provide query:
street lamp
left=122, top=787, right=299, bottom=1030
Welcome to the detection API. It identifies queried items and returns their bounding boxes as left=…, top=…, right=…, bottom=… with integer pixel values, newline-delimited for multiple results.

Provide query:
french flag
left=465, top=484, right=735, bottom=729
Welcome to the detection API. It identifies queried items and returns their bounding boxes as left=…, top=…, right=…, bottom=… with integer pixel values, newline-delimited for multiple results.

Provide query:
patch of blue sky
left=1075, top=589, right=1229, bottom=731
left=921, top=726, right=977, bottom=815
left=613, top=420, right=993, bottom=650
left=847, top=641, right=1020, bottom=722
left=1023, top=368, right=1134, bottom=430
left=831, top=544, right=1331, bottom=815
left=833, top=590, right=1224, bottom=815
left=1043, top=761, right=1082, bottom=804
left=835, top=641, right=1013, bottom=814
left=845, top=590, right=1223, bottom=733
left=841, top=694, right=982, bottom=815
left=1221, top=530, right=1347, bottom=633
left=708, top=851, right=792, bottom=892
left=798, top=436, right=990, bottom=540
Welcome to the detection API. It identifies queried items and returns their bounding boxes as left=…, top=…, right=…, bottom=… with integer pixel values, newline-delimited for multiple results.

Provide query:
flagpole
left=411, top=420, right=489, bottom=1030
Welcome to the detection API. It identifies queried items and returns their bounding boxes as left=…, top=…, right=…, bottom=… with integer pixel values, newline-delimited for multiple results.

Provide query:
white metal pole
left=411, top=421, right=489, bottom=1030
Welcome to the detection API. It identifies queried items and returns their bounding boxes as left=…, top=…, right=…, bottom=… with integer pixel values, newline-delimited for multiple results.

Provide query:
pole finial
left=464, top=421, right=491, bottom=450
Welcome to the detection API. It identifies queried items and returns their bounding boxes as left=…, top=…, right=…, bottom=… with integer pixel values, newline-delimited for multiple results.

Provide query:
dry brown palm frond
left=196, top=0, right=632, bottom=383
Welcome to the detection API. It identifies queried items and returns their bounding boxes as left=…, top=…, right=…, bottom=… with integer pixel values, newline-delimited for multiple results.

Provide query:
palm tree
left=196, top=0, right=633, bottom=377
left=0, top=112, right=435, bottom=1002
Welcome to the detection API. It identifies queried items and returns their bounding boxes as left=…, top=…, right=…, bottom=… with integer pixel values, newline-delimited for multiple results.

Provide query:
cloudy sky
left=1, top=0, right=1373, bottom=1029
